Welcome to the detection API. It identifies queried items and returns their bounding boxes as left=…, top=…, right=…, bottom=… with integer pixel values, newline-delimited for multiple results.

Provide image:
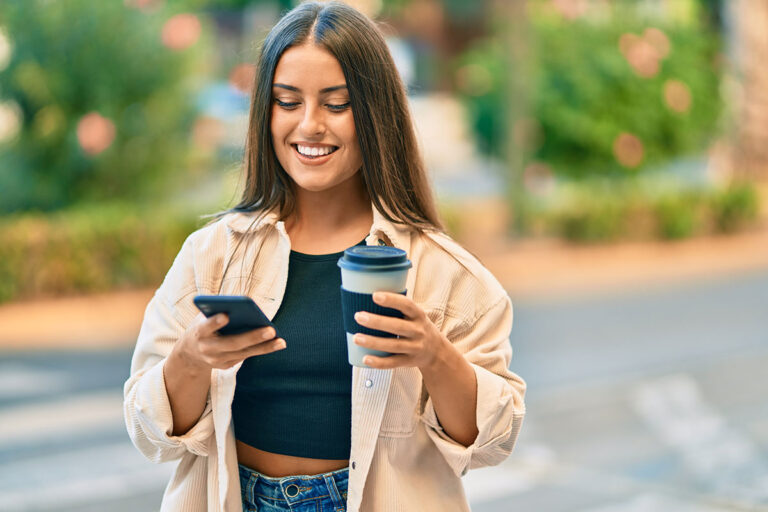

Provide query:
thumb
left=202, top=313, right=229, bottom=335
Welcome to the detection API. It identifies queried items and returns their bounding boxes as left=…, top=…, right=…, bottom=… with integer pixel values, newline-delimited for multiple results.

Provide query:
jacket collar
left=225, top=199, right=413, bottom=252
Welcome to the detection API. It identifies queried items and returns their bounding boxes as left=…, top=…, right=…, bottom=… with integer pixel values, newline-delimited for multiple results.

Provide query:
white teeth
left=296, top=144, right=335, bottom=157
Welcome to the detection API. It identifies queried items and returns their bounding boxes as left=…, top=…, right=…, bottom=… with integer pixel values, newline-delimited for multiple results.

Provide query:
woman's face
left=270, top=43, right=363, bottom=195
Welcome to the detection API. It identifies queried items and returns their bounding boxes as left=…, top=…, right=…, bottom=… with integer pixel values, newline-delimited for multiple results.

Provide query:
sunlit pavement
left=1, top=270, right=766, bottom=511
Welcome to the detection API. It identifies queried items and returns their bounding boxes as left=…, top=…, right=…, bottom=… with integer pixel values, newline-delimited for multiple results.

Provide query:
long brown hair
left=210, top=1, right=445, bottom=234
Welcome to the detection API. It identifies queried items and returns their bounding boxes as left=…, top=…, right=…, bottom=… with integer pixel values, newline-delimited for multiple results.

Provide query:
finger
left=372, top=292, right=422, bottom=320
left=223, top=325, right=279, bottom=352
left=199, top=313, right=229, bottom=336
left=363, top=354, right=411, bottom=369
left=354, top=312, right=416, bottom=338
left=239, top=337, right=287, bottom=360
left=353, top=333, right=416, bottom=355
left=214, top=338, right=287, bottom=368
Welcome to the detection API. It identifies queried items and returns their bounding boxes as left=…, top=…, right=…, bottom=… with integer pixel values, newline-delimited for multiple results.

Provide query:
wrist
left=168, top=341, right=211, bottom=378
left=419, top=335, right=457, bottom=377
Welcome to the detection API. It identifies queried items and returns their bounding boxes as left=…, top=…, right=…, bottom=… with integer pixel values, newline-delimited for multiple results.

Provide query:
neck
left=284, top=175, right=373, bottom=237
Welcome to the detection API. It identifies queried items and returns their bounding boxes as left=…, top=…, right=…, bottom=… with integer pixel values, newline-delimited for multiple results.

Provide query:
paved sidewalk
left=1, top=227, right=767, bottom=350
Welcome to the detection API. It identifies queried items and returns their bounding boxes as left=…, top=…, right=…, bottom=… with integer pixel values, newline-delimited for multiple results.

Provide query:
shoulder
left=413, top=229, right=508, bottom=320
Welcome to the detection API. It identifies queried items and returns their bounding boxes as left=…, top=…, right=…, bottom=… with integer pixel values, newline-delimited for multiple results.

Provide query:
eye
left=275, top=99, right=299, bottom=109
left=327, top=102, right=351, bottom=112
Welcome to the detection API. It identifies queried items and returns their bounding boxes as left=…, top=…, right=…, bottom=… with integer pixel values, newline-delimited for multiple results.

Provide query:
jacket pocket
left=379, top=367, right=422, bottom=437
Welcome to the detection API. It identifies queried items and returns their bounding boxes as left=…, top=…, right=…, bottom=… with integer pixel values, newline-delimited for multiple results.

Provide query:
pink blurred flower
left=77, top=112, right=116, bottom=155
left=613, top=132, right=644, bottom=168
left=228, top=63, right=257, bottom=95
left=162, top=13, right=201, bottom=51
left=663, top=79, right=692, bottom=113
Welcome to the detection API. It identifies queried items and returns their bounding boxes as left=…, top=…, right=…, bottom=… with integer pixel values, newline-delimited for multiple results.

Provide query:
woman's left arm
left=353, top=291, right=526, bottom=475
left=354, top=292, right=479, bottom=446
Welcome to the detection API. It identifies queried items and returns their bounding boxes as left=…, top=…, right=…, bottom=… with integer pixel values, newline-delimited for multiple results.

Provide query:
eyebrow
left=273, top=83, right=348, bottom=93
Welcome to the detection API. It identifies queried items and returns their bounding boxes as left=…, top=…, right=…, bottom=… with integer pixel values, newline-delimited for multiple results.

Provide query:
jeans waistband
left=238, top=463, right=349, bottom=506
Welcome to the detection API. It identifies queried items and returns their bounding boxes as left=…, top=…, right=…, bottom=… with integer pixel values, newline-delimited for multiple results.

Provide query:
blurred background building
left=0, top=0, right=766, bottom=510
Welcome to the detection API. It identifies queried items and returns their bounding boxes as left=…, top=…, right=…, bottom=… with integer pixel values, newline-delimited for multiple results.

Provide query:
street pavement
left=1, top=269, right=767, bottom=511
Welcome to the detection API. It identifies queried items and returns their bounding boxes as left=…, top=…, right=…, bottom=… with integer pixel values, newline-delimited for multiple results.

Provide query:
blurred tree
left=727, top=0, right=768, bottom=181
left=455, top=0, right=723, bottom=179
left=0, top=0, right=207, bottom=213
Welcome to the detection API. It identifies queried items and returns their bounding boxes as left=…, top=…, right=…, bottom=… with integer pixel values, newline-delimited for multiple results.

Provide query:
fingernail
left=276, top=339, right=286, bottom=349
left=356, top=312, right=369, bottom=322
left=373, top=292, right=384, bottom=302
left=217, top=314, right=227, bottom=324
left=263, top=329, right=274, bottom=340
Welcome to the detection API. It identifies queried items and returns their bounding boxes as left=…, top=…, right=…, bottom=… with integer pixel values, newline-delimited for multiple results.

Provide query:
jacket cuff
left=419, top=363, right=524, bottom=478
left=132, top=358, right=213, bottom=457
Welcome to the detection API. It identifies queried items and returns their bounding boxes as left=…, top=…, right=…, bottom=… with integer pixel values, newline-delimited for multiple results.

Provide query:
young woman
left=124, top=2, right=526, bottom=511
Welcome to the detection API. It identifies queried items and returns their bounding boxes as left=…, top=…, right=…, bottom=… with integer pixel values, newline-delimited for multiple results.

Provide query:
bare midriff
left=236, top=440, right=349, bottom=478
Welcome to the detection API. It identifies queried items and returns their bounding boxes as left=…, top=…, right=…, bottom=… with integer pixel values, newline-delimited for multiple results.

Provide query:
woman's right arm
left=164, top=314, right=284, bottom=436
left=124, top=233, right=285, bottom=462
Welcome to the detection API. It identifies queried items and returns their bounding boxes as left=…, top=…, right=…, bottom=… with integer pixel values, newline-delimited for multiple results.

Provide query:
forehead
left=273, top=44, right=346, bottom=89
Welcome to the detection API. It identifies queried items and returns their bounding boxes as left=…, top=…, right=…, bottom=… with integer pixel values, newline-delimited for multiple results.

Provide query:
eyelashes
left=274, top=99, right=351, bottom=112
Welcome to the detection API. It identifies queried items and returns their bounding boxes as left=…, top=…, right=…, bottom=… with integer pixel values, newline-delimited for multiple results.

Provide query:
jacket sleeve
left=419, top=292, right=526, bottom=478
left=123, top=235, right=215, bottom=463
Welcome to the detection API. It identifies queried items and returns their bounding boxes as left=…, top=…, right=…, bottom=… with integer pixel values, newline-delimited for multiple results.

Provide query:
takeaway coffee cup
left=338, top=245, right=412, bottom=367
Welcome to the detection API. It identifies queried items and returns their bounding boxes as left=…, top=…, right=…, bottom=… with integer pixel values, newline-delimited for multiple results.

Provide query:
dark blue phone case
left=193, top=295, right=275, bottom=336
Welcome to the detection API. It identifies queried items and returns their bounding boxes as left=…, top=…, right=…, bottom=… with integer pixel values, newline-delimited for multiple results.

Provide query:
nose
left=298, top=102, right=325, bottom=136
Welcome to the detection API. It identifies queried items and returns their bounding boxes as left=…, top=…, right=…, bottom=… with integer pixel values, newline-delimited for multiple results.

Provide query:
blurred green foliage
left=456, top=1, right=722, bottom=177
left=0, top=202, right=201, bottom=303
left=0, top=0, right=206, bottom=213
left=524, top=179, right=761, bottom=244
left=711, top=182, right=760, bottom=233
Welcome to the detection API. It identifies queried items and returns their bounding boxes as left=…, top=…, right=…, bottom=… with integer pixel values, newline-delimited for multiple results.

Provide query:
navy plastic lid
left=337, top=245, right=412, bottom=273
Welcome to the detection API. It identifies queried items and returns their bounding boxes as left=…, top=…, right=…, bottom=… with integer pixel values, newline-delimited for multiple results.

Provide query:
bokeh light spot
left=33, top=105, right=66, bottom=139
left=619, top=28, right=671, bottom=79
left=162, top=13, right=201, bottom=51
left=0, top=101, right=22, bottom=143
left=77, top=112, right=116, bottom=155
left=613, top=132, right=644, bottom=168
left=0, top=27, right=12, bottom=73
left=523, top=162, right=555, bottom=196
left=644, top=27, right=671, bottom=59
left=663, top=79, right=692, bottom=113
left=124, top=0, right=163, bottom=10
left=551, top=0, right=588, bottom=20
left=228, top=63, right=256, bottom=95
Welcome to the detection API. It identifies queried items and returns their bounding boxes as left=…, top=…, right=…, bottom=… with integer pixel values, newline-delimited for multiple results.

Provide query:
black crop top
left=232, top=237, right=367, bottom=459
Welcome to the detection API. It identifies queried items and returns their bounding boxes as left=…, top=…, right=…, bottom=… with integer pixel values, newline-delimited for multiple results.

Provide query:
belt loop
left=324, top=473, right=345, bottom=509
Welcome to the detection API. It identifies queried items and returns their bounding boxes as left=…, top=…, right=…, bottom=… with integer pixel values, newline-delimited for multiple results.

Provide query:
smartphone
left=193, top=295, right=276, bottom=336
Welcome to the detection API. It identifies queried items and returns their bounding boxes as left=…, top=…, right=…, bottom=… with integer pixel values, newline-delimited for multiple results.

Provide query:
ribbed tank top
left=232, top=237, right=367, bottom=459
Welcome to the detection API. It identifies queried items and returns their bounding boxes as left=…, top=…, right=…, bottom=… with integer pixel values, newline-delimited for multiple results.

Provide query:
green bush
left=710, top=183, right=759, bottom=233
left=0, top=0, right=207, bottom=213
left=653, top=191, right=704, bottom=240
left=456, top=1, right=722, bottom=178
left=530, top=177, right=760, bottom=244
left=0, top=203, right=201, bottom=303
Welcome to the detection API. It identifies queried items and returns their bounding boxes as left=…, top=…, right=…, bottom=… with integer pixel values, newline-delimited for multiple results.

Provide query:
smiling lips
left=291, top=143, right=339, bottom=164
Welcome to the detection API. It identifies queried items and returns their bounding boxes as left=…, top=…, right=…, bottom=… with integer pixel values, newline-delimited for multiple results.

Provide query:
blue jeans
left=238, top=464, right=349, bottom=512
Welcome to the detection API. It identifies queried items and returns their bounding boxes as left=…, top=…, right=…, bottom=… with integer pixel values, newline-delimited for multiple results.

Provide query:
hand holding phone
left=193, top=295, right=276, bottom=336
left=172, top=295, right=286, bottom=371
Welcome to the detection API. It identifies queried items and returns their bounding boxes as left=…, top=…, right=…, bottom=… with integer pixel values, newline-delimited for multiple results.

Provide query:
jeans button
left=285, top=483, right=300, bottom=497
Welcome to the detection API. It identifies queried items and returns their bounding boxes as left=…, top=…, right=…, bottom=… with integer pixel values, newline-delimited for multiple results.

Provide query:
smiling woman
left=123, top=2, right=525, bottom=512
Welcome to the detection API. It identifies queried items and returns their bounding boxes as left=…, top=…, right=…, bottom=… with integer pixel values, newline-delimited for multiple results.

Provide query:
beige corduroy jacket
left=123, top=200, right=526, bottom=512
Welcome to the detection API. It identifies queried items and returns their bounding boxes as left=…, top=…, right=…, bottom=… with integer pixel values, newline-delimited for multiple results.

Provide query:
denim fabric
left=239, top=464, right=349, bottom=512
